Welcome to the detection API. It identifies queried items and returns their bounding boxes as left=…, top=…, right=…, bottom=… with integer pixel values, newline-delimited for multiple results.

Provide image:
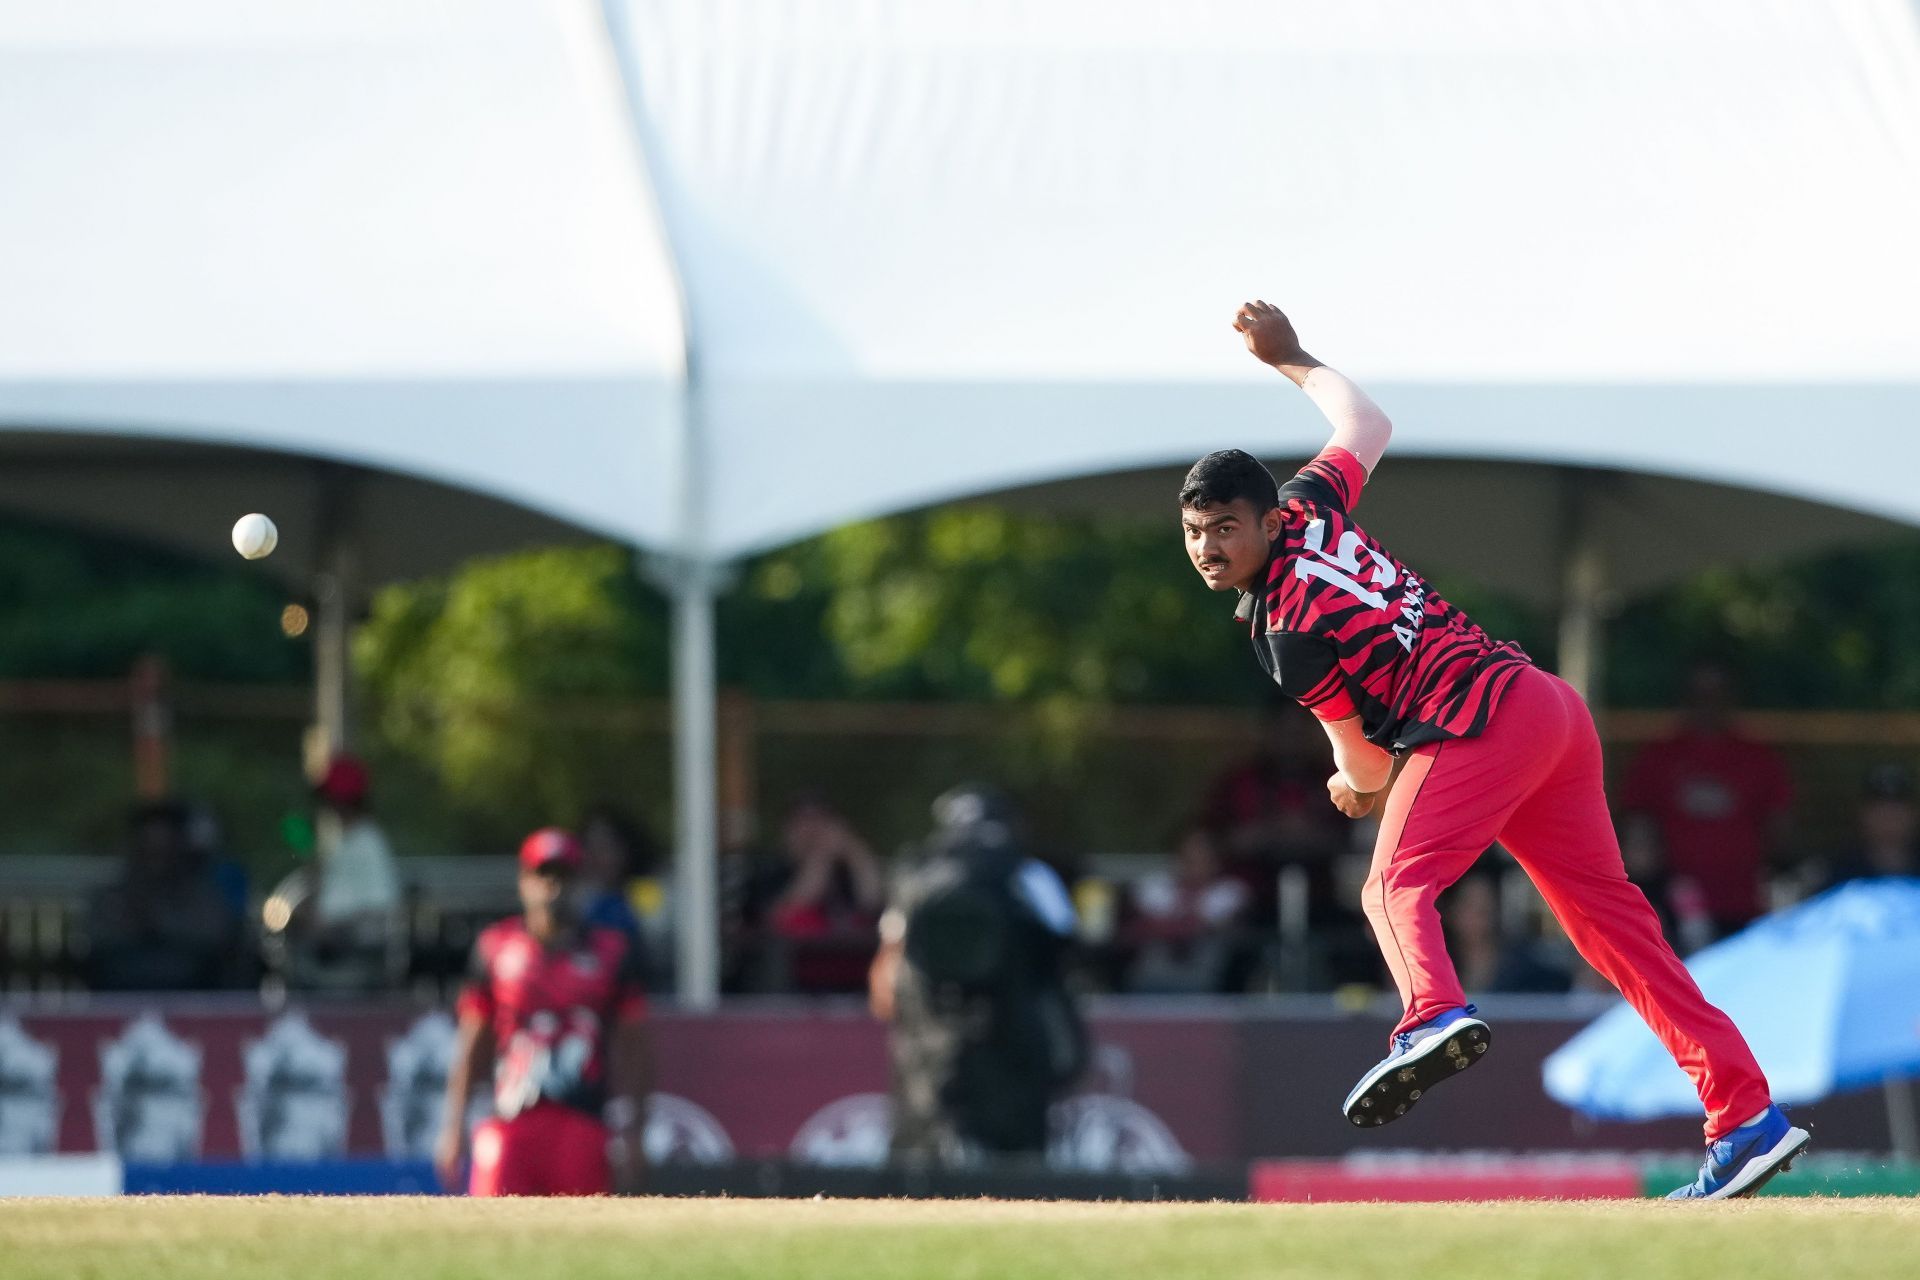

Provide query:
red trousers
left=469, top=1103, right=611, bottom=1197
left=1364, top=665, right=1771, bottom=1140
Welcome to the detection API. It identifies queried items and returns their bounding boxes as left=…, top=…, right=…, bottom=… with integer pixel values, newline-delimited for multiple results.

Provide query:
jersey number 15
left=1296, top=519, right=1398, bottom=609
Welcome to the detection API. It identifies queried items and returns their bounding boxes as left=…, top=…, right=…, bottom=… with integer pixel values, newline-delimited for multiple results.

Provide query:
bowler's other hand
left=1328, top=773, right=1376, bottom=820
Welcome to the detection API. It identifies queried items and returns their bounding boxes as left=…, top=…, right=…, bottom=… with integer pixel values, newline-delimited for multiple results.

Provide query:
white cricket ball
left=232, top=513, right=279, bottom=561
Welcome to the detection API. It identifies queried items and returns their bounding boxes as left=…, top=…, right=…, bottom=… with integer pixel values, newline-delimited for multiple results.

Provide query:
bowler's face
left=1182, top=498, right=1277, bottom=594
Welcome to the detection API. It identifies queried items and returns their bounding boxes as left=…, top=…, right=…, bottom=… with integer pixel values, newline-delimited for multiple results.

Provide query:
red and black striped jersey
left=1236, top=446, right=1532, bottom=751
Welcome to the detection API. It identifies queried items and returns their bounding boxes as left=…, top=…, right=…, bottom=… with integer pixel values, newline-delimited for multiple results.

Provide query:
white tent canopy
left=0, top=0, right=685, bottom=551
left=617, top=0, right=1920, bottom=554
left=3, top=1, right=1920, bottom=1003
left=6, top=1, right=1920, bottom=553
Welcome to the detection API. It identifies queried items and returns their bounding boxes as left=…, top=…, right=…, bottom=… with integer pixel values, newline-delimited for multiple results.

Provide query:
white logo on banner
left=1049, top=1043, right=1191, bottom=1174
left=644, top=1094, right=734, bottom=1165
left=1047, top=1095, right=1191, bottom=1174
left=789, top=1093, right=892, bottom=1168
left=93, top=1014, right=203, bottom=1162
left=0, top=1016, right=59, bottom=1155
left=235, top=1013, right=350, bottom=1161
left=786, top=1046, right=1192, bottom=1174
left=378, top=1011, right=489, bottom=1158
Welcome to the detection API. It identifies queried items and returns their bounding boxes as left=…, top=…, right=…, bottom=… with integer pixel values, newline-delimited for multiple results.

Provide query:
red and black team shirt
left=457, top=919, right=647, bottom=1120
left=1236, top=446, right=1532, bottom=752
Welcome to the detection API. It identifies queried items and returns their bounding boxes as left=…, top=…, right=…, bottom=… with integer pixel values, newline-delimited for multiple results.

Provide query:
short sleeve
left=612, top=936, right=649, bottom=1024
left=1262, top=630, right=1358, bottom=721
left=454, top=933, right=495, bottom=1024
left=1277, top=446, right=1368, bottom=514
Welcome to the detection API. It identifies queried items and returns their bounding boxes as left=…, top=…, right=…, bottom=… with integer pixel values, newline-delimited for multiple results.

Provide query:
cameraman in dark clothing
left=868, top=785, right=1087, bottom=1166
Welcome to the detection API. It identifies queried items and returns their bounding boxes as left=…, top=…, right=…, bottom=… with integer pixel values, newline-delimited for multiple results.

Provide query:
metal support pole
left=1556, top=476, right=1607, bottom=704
left=129, top=654, right=173, bottom=800
left=1887, top=1076, right=1920, bottom=1162
left=669, top=563, right=721, bottom=1009
left=600, top=0, right=721, bottom=1007
left=312, top=478, right=358, bottom=765
left=313, top=565, right=352, bottom=758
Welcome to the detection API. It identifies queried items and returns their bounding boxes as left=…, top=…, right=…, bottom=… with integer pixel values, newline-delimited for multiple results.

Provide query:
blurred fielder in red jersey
left=436, top=827, right=651, bottom=1196
left=1182, top=300, right=1806, bottom=1201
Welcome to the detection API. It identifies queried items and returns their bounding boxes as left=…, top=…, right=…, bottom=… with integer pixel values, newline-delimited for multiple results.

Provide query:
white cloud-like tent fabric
left=2, top=0, right=1919, bottom=1000
left=0, top=1, right=684, bottom=555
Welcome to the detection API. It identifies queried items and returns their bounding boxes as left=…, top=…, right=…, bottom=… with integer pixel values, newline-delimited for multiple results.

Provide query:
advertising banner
left=0, top=1003, right=1228, bottom=1172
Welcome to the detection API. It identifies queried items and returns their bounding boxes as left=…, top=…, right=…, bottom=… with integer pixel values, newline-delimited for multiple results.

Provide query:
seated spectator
left=577, top=805, right=654, bottom=942
left=290, top=755, right=402, bottom=991
left=1200, top=703, right=1371, bottom=985
left=767, top=796, right=885, bottom=933
left=1119, top=827, right=1254, bottom=994
left=1203, top=703, right=1346, bottom=874
left=1441, top=872, right=1571, bottom=995
left=184, top=800, right=251, bottom=923
left=739, top=795, right=885, bottom=992
left=1820, top=764, right=1920, bottom=888
left=87, top=800, right=243, bottom=990
left=1622, top=661, right=1793, bottom=941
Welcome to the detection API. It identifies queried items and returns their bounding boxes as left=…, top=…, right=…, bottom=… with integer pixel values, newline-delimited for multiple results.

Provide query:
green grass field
left=2, top=1197, right=1917, bottom=1280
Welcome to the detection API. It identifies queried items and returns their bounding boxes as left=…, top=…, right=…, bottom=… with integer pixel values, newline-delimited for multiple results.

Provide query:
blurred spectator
left=86, top=800, right=243, bottom=990
left=1117, top=827, right=1255, bottom=993
left=1441, top=872, right=1571, bottom=995
left=1819, top=764, right=1920, bottom=889
left=870, top=783, right=1085, bottom=1167
left=289, top=755, right=401, bottom=990
left=577, top=805, right=654, bottom=942
left=1618, top=817, right=1686, bottom=949
left=735, top=794, right=885, bottom=992
left=1202, top=703, right=1346, bottom=871
left=183, top=800, right=251, bottom=924
left=1199, top=703, right=1372, bottom=985
left=1622, top=662, right=1793, bottom=940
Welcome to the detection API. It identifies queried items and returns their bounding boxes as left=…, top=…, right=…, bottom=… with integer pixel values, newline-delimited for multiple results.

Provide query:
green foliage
left=351, top=511, right=1267, bottom=850
left=14, top=502, right=1920, bottom=857
left=354, top=544, right=671, bottom=839
left=734, top=507, right=1254, bottom=705
left=1607, top=536, right=1920, bottom=709
left=0, top=521, right=306, bottom=681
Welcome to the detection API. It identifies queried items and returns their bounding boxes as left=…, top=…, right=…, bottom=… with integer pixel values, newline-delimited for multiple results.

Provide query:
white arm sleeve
left=1322, top=715, right=1395, bottom=794
left=1301, top=366, right=1394, bottom=475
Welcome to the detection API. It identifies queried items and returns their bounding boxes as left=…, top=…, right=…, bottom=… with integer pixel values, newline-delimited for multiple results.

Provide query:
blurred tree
left=355, top=544, right=671, bottom=840
left=0, top=520, right=306, bottom=681
left=1607, top=536, right=1920, bottom=710
left=732, top=507, right=1254, bottom=705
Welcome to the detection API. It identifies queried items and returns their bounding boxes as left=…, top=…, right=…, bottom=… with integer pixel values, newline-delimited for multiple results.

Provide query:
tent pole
left=598, top=0, right=721, bottom=1007
left=669, top=562, right=721, bottom=1010
left=1557, top=475, right=1607, bottom=704
left=1888, top=1076, right=1920, bottom=1162
left=311, top=480, right=357, bottom=764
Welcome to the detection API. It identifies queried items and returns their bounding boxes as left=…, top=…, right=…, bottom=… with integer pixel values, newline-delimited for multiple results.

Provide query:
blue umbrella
left=1544, top=878, right=1920, bottom=1142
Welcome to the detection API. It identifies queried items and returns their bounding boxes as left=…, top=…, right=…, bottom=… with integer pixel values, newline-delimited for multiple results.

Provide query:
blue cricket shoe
left=1342, top=1004, right=1491, bottom=1128
left=1666, top=1104, right=1811, bottom=1201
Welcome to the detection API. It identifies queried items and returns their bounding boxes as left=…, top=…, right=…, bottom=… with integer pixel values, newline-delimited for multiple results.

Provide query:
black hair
left=1179, top=449, right=1280, bottom=512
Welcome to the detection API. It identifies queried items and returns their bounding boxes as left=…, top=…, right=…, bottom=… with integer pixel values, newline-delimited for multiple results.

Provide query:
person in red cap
left=301, top=753, right=400, bottom=988
left=436, top=827, right=652, bottom=1196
